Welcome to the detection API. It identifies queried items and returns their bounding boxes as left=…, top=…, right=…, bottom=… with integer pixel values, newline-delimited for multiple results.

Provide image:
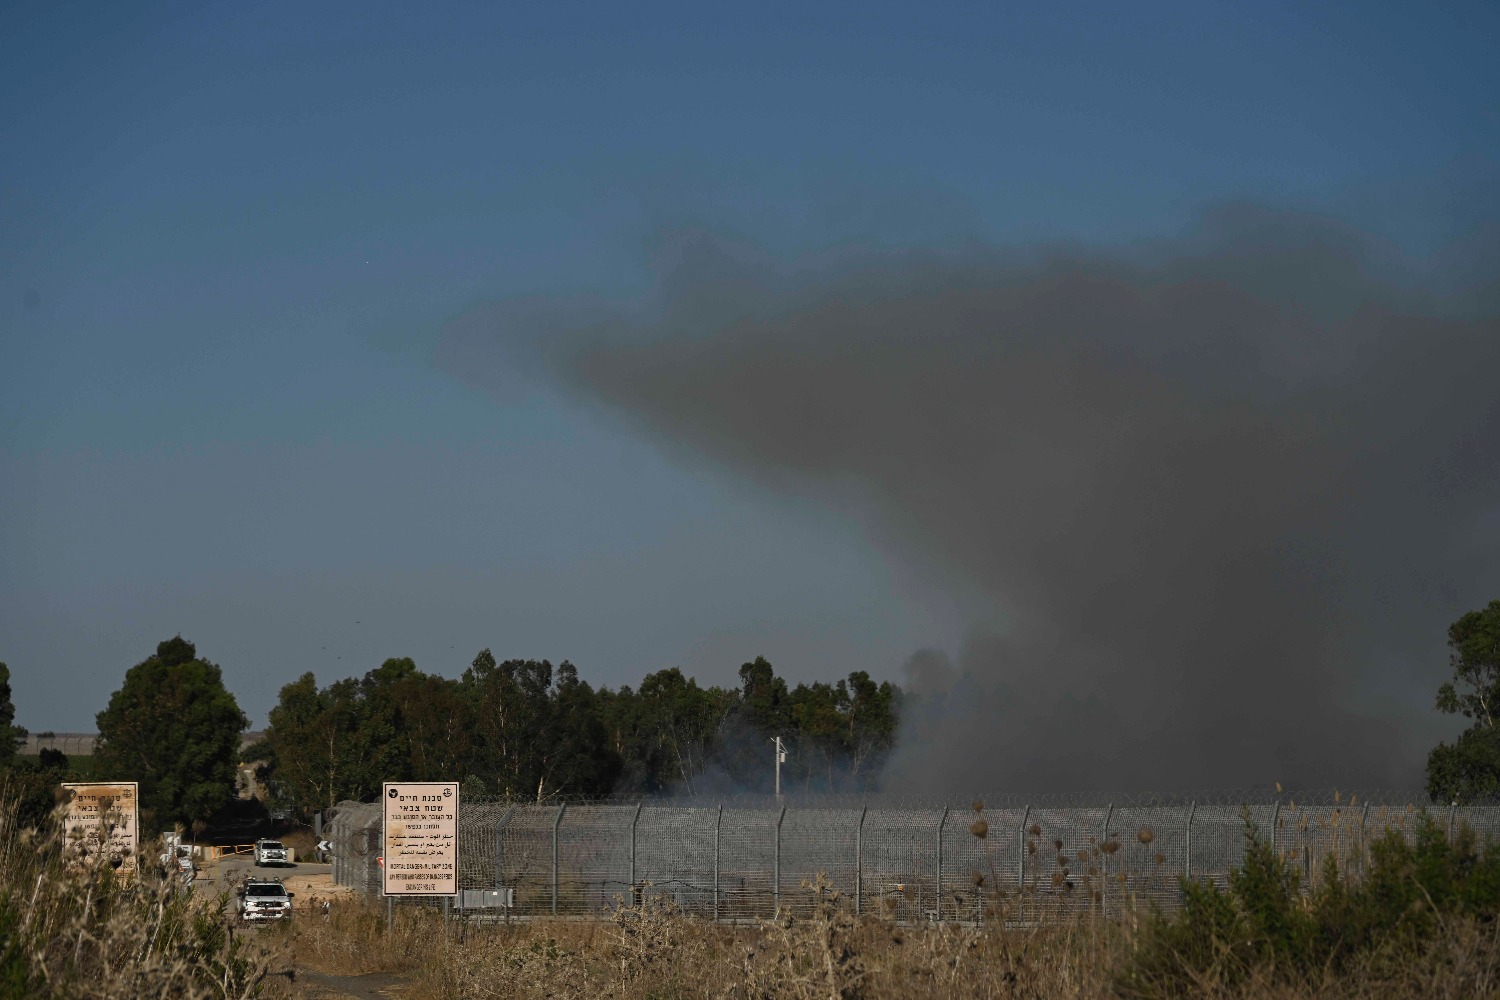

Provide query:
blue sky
left=2, top=0, right=1497, bottom=732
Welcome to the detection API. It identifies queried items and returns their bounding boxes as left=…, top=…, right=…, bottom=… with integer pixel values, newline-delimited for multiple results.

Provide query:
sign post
left=382, top=782, right=459, bottom=899
left=60, top=782, right=139, bottom=879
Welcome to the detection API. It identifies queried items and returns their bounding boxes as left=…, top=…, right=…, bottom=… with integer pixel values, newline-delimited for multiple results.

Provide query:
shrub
left=1118, top=807, right=1500, bottom=998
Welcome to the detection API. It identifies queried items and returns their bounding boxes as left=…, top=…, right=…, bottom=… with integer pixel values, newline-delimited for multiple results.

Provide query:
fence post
left=1102, top=802, right=1114, bottom=917
left=494, top=806, right=518, bottom=896
left=1272, top=800, right=1282, bottom=860
left=935, top=806, right=949, bottom=923
left=714, top=805, right=723, bottom=923
left=1304, top=824, right=1313, bottom=888
left=1360, top=802, right=1371, bottom=878
left=1018, top=804, right=1031, bottom=924
left=855, top=806, right=867, bottom=915
left=1185, top=801, right=1196, bottom=882
left=1448, top=802, right=1457, bottom=845
left=629, top=802, right=643, bottom=900
left=774, top=804, right=786, bottom=917
left=551, top=803, right=567, bottom=916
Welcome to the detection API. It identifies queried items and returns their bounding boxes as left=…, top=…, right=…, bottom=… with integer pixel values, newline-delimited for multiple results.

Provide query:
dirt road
left=198, top=855, right=356, bottom=912
left=197, top=856, right=404, bottom=996
left=294, top=969, right=408, bottom=999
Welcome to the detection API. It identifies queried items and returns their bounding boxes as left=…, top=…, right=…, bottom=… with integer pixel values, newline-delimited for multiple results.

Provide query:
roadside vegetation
left=0, top=790, right=293, bottom=1000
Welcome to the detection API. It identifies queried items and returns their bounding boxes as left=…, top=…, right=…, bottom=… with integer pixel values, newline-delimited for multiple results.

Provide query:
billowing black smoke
left=439, top=204, right=1500, bottom=792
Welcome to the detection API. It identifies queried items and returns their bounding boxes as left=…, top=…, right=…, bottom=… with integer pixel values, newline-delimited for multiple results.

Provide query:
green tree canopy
left=254, top=672, right=361, bottom=818
left=0, top=660, right=86, bottom=826
left=1428, top=600, right=1500, bottom=803
left=0, top=662, right=23, bottom=767
left=709, top=657, right=902, bottom=794
left=598, top=668, right=735, bottom=795
left=783, top=671, right=901, bottom=793
left=737, top=656, right=791, bottom=733
left=462, top=651, right=621, bottom=800
left=94, top=637, right=249, bottom=830
left=259, top=648, right=901, bottom=809
left=257, top=658, right=459, bottom=819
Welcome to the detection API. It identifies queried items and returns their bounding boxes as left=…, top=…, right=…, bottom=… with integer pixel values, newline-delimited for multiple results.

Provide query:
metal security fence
left=329, top=792, right=1500, bottom=923
left=326, top=801, right=381, bottom=897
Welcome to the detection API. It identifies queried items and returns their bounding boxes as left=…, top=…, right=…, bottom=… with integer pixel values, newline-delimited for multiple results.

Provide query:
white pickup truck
left=253, top=839, right=290, bottom=867
left=235, top=879, right=294, bottom=922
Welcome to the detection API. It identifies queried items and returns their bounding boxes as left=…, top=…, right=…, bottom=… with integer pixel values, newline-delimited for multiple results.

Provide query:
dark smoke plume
left=440, top=204, right=1500, bottom=792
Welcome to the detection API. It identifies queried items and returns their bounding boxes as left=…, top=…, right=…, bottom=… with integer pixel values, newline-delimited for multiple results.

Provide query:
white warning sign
left=61, top=782, right=139, bottom=878
left=382, top=781, right=458, bottom=896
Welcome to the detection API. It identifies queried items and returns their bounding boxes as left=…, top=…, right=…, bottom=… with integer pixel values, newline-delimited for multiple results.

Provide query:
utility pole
left=772, top=735, right=786, bottom=798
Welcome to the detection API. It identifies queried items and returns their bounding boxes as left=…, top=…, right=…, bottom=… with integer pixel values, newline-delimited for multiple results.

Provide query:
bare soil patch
left=285, top=870, right=358, bottom=911
left=294, top=968, right=408, bottom=1000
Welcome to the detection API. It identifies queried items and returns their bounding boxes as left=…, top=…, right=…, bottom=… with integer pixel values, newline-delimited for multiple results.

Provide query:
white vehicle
left=253, top=839, right=290, bottom=867
left=235, top=879, right=293, bottom=922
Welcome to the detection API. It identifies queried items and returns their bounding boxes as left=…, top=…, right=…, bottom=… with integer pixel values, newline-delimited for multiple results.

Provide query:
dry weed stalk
left=612, top=885, right=717, bottom=989
left=729, top=872, right=869, bottom=1000
left=0, top=792, right=293, bottom=999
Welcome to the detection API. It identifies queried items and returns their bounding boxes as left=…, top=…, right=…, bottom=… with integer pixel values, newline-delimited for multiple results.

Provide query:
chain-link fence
left=328, top=792, right=1500, bottom=923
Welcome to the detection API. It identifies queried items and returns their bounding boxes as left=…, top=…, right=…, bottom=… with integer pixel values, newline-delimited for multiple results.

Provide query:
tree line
left=3, top=598, right=1499, bottom=833
left=0, top=638, right=899, bottom=831
left=250, top=650, right=900, bottom=820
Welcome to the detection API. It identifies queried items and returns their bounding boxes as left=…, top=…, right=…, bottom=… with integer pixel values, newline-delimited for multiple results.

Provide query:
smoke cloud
left=440, top=203, right=1500, bottom=793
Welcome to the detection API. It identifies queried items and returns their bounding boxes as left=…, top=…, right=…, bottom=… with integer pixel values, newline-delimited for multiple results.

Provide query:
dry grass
left=0, top=789, right=295, bottom=999
left=290, top=880, right=1126, bottom=999
left=284, top=876, right=1500, bottom=1000
left=1114, top=917, right=1500, bottom=1000
left=291, top=893, right=442, bottom=978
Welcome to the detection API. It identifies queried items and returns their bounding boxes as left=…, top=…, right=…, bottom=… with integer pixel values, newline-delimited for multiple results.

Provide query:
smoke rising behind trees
left=253, top=651, right=900, bottom=815
left=440, top=203, right=1500, bottom=793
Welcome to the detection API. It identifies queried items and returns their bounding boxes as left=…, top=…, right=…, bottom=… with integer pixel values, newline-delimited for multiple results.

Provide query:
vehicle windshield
left=260, top=842, right=284, bottom=850
left=246, top=884, right=285, bottom=896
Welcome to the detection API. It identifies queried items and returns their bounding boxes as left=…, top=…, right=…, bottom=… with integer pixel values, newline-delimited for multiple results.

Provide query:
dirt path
left=294, top=968, right=409, bottom=999
left=282, top=870, right=358, bottom=910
